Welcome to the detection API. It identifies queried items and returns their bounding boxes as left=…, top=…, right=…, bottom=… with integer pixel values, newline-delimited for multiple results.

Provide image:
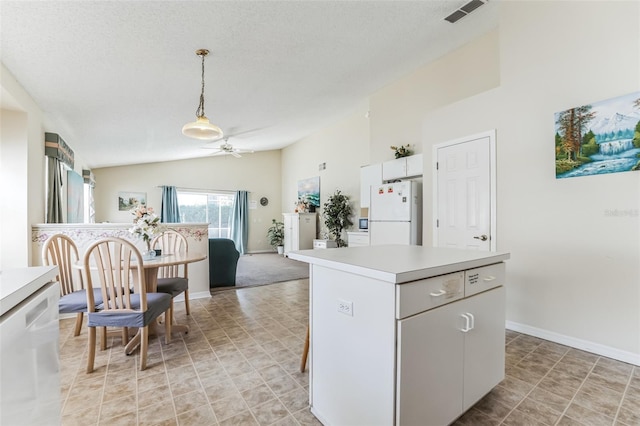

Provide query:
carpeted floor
left=231, top=252, right=309, bottom=288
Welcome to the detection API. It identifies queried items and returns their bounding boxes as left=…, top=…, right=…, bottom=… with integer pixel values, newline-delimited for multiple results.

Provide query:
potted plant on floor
left=267, top=219, right=285, bottom=255
left=322, top=190, right=353, bottom=247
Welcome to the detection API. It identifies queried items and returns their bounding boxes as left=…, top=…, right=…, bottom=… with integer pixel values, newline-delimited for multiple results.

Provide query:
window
left=177, top=190, right=235, bottom=238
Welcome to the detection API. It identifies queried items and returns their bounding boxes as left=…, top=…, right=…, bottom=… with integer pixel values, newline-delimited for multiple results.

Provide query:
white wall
left=1, top=64, right=48, bottom=268
left=281, top=101, right=370, bottom=239
left=369, top=29, right=500, bottom=163
left=93, top=150, right=282, bottom=253
left=420, top=1, right=639, bottom=361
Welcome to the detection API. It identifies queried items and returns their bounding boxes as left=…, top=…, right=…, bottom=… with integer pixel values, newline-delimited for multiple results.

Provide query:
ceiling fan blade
left=231, top=151, right=242, bottom=158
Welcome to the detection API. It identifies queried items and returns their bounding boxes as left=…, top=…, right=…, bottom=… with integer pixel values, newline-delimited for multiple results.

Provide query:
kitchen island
left=288, top=245, right=510, bottom=426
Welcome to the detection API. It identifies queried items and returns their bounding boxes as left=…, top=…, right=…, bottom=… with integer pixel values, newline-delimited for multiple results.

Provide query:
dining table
left=77, top=250, right=207, bottom=355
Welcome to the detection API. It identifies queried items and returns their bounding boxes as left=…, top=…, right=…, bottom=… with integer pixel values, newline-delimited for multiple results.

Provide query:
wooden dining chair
left=152, top=230, right=190, bottom=318
left=83, top=237, right=172, bottom=372
left=42, top=233, right=102, bottom=336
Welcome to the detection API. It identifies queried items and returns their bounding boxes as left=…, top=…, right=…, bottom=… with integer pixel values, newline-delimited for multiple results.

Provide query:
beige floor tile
left=176, top=405, right=217, bottom=426
left=59, top=281, right=638, bottom=426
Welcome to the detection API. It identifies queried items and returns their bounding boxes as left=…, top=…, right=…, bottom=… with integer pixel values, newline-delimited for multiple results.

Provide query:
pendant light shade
left=182, top=116, right=223, bottom=140
left=183, top=49, right=224, bottom=141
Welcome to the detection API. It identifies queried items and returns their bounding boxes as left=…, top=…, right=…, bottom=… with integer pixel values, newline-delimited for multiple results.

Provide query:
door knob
left=473, top=235, right=488, bottom=241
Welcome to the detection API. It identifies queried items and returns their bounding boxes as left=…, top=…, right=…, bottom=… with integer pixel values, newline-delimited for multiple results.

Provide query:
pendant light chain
left=196, top=52, right=206, bottom=119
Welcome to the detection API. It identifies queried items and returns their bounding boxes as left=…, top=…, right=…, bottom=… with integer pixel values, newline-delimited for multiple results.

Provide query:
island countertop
left=287, top=245, right=510, bottom=284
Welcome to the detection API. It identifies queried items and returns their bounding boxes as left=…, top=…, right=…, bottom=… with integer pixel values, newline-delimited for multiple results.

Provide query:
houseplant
left=322, top=190, right=353, bottom=247
left=267, top=219, right=285, bottom=254
left=390, top=144, right=413, bottom=159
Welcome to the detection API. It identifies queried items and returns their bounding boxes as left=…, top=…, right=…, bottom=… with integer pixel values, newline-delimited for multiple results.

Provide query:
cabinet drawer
left=348, top=233, right=369, bottom=246
left=313, top=239, right=337, bottom=249
left=465, top=263, right=505, bottom=296
left=396, top=272, right=464, bottom=319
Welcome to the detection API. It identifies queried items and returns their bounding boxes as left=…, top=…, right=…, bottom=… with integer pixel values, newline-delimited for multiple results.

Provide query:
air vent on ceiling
left=444, top=0, right=486, bottom=23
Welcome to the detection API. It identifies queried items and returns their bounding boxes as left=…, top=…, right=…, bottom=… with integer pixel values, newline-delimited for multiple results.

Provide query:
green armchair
left=208, top=238, right=240, bottom=288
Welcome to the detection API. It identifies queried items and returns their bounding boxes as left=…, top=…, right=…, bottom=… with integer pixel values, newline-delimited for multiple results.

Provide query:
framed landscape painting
left=555, top=91, right=640, bottom=179
left=297, top=176, right=320, bottom=207
left=118, top=191, right=146, bottom=211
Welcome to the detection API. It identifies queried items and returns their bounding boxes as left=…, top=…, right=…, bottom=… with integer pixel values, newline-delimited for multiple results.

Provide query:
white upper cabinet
left=382, top=154, right=423, bottom=181
left=360, top=164, right=382, bottom=209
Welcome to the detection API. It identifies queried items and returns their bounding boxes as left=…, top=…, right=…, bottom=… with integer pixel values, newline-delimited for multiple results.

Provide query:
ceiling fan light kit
left=182, top=48, right=224, bottom=141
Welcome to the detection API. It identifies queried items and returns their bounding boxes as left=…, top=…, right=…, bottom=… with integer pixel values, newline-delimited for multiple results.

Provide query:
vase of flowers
left=129, top=205, right=163, bottom=258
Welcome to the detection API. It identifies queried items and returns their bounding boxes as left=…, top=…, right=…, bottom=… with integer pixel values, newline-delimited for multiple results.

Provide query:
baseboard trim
left=506, top=321, right=640, bottom=366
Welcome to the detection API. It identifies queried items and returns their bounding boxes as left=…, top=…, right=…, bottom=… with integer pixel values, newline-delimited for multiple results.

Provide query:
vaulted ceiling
left=1, top=1, right=497, bottom=168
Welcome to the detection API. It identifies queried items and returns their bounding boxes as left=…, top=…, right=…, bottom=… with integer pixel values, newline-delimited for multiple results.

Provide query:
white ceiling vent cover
left=445, top=0, right=486, bottom=23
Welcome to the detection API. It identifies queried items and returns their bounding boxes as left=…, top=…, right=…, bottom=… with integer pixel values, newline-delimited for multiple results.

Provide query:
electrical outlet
left=337, top=299, right=353, bottom=316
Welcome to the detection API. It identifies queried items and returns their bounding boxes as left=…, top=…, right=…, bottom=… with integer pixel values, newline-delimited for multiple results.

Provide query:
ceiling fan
left=201, top=137, right=254, bottom=158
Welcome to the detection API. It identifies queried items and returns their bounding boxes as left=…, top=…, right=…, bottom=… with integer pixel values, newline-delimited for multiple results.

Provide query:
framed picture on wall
left=297, top=176, right=320, bottom=207
left=555, top=91, right=640, bottom=179
left=118, top=191, right=146, bottom=211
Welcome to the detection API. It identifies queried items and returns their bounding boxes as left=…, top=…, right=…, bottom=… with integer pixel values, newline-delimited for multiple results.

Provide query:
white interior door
left=433, top=130, right=496, bottom=251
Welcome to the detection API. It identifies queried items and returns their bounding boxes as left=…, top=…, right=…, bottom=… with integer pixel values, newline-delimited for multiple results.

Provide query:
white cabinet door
left=397, top=298, right=464, bottom=426
left=283, top=214, right=297, bottom=254
left=382, top=157, right=406, bottom=181
left=462, top=286, right=505, bottom=410
left=283, top=213, right=316, bottom=254
left=405, top=153, right=423, bottom=177
left=397, top=286, right=505, bottom=425
left=360, top=164, right=382, bottom=209
left=382, top=154, right=423, bottom=181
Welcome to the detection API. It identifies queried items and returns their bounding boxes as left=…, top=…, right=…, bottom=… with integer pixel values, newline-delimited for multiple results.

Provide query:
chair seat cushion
left=88, top=293, right=171, bottom=328
left=156, top=277, right=188, bottom=297
left=59, top=289, right=103, bottom=314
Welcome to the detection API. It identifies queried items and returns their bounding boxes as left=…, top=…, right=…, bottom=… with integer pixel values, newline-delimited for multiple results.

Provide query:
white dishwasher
left=0, top=267, right=61, bottom=426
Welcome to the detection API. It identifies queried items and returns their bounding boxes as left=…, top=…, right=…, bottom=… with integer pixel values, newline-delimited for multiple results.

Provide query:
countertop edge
left=288, top=247, right=510, bottom=283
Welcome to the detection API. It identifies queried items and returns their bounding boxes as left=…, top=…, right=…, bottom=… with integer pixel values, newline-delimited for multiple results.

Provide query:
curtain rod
left=156, top=186, right=249, bottom=193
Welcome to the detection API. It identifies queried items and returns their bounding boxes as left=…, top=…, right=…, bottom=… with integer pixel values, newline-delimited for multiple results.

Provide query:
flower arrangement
left=129, top=205, right=163, bottom=251
left=390, top=144, right=413, bottom=159
left=294, top=196, right=310, bottom=213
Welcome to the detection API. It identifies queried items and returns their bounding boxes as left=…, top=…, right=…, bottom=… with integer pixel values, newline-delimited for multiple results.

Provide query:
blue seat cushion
left=156, top=277, right=188, bottom=297
left=58, top=288, right=104, bottom=314
left=88, top=293, right=171, bottom=328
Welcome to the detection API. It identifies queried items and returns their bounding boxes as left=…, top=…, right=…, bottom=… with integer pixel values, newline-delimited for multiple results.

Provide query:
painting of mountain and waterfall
left=555, top=91, right=640, bottom=179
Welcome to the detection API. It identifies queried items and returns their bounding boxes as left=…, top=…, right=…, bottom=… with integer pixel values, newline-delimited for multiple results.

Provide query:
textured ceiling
left=0, top=1, right=498, bottom=168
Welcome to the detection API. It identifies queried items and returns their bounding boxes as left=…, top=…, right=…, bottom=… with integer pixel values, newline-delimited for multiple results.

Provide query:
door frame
left=432, top=129, right=497, bottom=251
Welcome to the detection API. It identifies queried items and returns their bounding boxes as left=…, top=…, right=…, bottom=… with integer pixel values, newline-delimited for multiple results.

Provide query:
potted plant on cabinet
left=267, top=219, right=285, bottom=254
left=322, top=190, right=353, bottom=247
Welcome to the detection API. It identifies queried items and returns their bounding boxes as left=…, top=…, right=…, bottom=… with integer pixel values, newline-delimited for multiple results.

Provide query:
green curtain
left=46, top=157, right=63, bottom=223
left=160, top=185, right=180, bottom=223
left=230, top=191, right=248, bottom=255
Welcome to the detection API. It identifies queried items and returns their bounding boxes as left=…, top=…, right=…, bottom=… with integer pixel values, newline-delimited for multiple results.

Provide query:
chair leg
left=184, top=289, right=190, bottom=315
left=140, top=326, right=149, bottom=371
left=100, top=327, right=107, bottom=351
left=122, top=327, right=129, bottom=345
left=300, top=325, right=310, bottom=373
left=164, top=308, right=172, bottom=345
left=86, top=327, right=96, bottom=373
left=73, top=313, right=84, bottom=336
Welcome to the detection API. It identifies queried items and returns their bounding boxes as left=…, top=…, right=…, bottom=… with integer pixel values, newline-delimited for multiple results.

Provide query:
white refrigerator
left=369, top=180, right=422, bottom=246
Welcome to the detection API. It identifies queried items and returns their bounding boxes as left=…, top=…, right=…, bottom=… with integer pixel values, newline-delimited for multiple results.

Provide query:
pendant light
left=182, top=49, right=224, bottom=140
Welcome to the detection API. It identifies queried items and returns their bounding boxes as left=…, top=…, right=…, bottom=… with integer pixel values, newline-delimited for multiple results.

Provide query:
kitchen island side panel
left=310, top=265, right=397, bottom=426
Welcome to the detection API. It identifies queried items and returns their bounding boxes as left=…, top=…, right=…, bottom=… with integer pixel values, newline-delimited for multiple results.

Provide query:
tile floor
left=59, top=279, right=639, bottom=426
